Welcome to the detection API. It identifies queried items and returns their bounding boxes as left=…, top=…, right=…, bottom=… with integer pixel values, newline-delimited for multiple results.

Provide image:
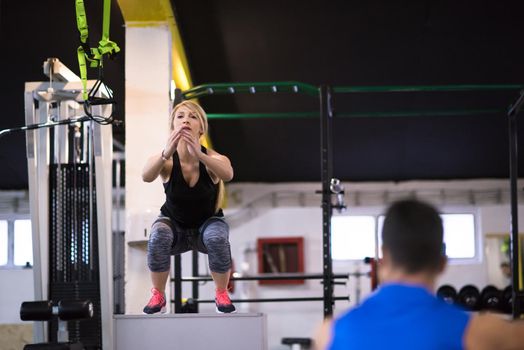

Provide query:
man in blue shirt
left=315, top=199, right=524, bottom=350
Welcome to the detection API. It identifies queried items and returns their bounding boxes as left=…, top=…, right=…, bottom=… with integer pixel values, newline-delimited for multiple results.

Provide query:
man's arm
left=465, top=313, right=524, bottom=350
left=313, top=318, right=333, bottom=350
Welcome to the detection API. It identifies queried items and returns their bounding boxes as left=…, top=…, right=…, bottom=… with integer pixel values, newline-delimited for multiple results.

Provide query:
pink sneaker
left=143, top=288, right=166, bottom=314
left=215, top=289, right=236, bottom=314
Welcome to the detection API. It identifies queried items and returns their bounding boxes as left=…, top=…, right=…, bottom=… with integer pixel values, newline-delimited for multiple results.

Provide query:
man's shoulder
left=335, top=287, right=469, bottom=324
left=334, top=293, right=381, bottom=326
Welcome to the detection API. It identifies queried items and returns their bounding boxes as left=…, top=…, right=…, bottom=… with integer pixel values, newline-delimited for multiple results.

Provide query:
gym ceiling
left=1, top=0, right=524, bottom=189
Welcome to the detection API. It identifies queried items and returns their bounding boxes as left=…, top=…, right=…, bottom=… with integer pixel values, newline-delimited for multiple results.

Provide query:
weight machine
left=22, top=58, right=114, bottom=349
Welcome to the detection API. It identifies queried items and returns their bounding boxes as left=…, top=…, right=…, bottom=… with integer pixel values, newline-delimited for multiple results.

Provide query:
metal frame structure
left=508, top=90, right=524, bottom=318
left=172, top=270, right=352, bottom=311
left=172, top=81, right=524, bottom=319
left=319, top=85, right=335, bottom=315
left=23, top=63, right=114, bottom=347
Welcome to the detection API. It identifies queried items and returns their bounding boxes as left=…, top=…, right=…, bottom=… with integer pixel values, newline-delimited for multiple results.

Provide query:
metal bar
left=88, top=122, right=95, bottom=273
left=191, top=249, right=199, bottom=313
left=205, top=109, right=503, bottom=120
left=508, top=90, right=524, bottom=319
left=0, top=116, right=99, bottom=140
left=186, top=82, right=318, bottom=95
left=180, top=91, right=211, bottom=101
left=186, top=296, right=350, bottom=304
left=92, top=99, right=115, bottom=350
left=174, top=255, right=182, bottom=313
left=320, top=85, right=334, bottom=317
left=185, top=82, right=524, bottom=98
left=207, top=112, right=318, bottom=120
left=180, top=81, right=524, bottom=101
left=340, top=109, right=503, bottom=118
left=24, top=89, right=47, bottom=345
left=7, top=221, right=13, bottom=268
left=176, top=273, right=350, bottom=282
left=333, top=84, right=524, bottom=94
left=187, top=81, right=315, bottom=90
left=182, top=81, right=318, bottom=99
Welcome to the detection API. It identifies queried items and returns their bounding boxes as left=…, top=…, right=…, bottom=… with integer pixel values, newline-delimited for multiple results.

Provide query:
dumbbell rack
left=437, top=284, right=523, bottom=314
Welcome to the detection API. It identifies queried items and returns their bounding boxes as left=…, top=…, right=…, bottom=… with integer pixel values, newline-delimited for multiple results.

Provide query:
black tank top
left=160, top=146, right=222, bottom=228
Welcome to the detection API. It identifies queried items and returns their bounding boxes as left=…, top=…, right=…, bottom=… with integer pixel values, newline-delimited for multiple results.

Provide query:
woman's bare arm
left=142, top=152, right=171, bottom=183
left=180, top=131, right=234, bottom=182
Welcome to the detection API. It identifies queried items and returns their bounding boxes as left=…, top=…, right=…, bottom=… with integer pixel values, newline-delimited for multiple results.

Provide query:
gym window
left=0, top=218, right=33, bottom=268
left=332, top=212, right=477, bottom=261
left=0, top=220, right=7, bottom=265
left=331, top=215, right=377, bottom=260
left=441, top=213, right=476, bottom=259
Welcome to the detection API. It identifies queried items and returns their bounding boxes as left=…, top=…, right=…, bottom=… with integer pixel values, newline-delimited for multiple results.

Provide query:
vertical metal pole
left=174, top=255, right=182, bottom=313
left=25, top=90, right=51, bottom=343
left=93, top=94, right=114, bottom=350
left=113, top=153, right=125, bottom=314
left=192, top=249, right=200, bottom=313
left=88, top=121, right=95, bottom=272
left=25, top=90, right=43, bottom=342
left=56, top=101, right=69, bottom=164
left=115, top=155, right=122, bottom=234
left=508, top=97, right=523, bottom=319
left=320, top=85, right=334, bottom=317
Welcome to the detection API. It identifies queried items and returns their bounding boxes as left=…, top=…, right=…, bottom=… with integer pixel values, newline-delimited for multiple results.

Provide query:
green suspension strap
left=75, top=0, right=120, bottom=123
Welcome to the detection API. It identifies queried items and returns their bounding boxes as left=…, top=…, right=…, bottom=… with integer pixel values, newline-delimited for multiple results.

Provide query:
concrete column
left=125, top=24, right=171, bottom=314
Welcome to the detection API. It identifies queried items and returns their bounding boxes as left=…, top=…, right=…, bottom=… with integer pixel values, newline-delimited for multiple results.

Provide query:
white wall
left=0, top=269, right=34, bottom=323
left=0, top=199, right=35, bottom=325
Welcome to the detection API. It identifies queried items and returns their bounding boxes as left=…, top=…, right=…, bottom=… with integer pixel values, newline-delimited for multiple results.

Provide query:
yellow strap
left=75, top=0, right=120, bottom=101
left=77, top=47, right=89, bottom=101
left=75, top=0, right=88, bottom=44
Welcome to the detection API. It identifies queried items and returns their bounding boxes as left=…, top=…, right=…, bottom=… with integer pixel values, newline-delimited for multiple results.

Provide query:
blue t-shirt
left=329, top=284, right=470, bottom=350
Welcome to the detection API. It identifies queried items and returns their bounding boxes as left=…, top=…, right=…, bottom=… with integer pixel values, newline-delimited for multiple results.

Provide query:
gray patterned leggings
left=147, top=216, right=232, bottom=274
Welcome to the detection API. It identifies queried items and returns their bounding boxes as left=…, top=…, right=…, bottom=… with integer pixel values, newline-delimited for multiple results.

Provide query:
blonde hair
left=169, top=100, right=209, bottom=136
left=170, top=100, right=225, bottom=213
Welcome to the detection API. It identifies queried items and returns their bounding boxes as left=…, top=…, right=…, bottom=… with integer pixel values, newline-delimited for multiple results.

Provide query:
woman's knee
left=147, top=221, right=174, bottom=272
left=201, top=219, right=231, bottom=273
left=149, top=221, right=174, bottom=248
left=202, top=220, right=229, bottom=245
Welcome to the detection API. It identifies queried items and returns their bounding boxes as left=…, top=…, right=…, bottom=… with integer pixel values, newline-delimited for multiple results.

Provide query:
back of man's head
left=382, top=199, right=444, bottom=274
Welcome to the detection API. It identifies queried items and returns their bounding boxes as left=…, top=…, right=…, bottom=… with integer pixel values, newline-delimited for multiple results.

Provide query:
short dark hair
left=382, top=199, right=444, bottom=273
